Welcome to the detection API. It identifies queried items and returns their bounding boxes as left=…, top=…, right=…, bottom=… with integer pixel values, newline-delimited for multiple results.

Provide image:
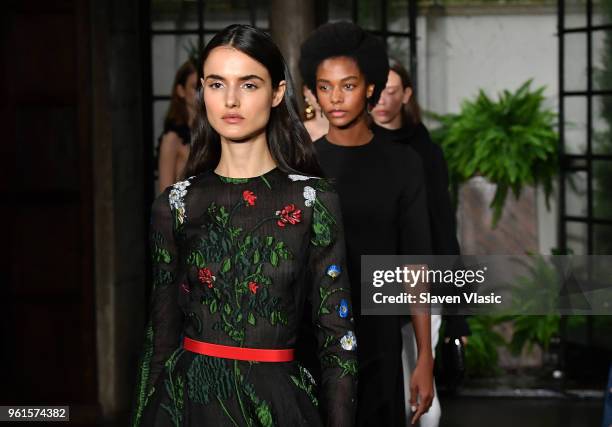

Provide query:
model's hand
left=444, top=336, right=469, bottom=346
left=409, top=355, right=434, bottom=425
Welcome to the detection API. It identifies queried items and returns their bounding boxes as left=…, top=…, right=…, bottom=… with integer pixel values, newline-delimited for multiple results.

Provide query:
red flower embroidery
left=198, top=267, right=215, bottom=288
left=248, top=281, right=259, bottom=294
left=243, top=190, right=257, bottom=206
left=276, top=204, right=302, bottom=227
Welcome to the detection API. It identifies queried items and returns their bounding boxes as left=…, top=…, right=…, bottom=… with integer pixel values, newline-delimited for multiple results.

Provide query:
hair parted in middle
left=299, top=21, right=390, bottom=107
left=184, top=24, right=323, bottom=179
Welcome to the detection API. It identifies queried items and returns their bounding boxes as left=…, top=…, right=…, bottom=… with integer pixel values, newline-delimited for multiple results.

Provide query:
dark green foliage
left=430, top=80, right=558, bottom=226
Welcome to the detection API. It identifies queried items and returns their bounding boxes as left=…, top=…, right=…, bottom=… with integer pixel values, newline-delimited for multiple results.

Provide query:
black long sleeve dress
left=132, top=168, right=357, bottom=426
left=314, top=134, right=432, bottom=427
left=372, top=122, right=471, bottom=338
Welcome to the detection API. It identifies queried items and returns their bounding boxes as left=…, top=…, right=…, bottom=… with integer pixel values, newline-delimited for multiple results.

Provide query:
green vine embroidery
left=310, top=180, right=337, bottom=247
left=322, top=354, right=358, bottom=378
left=132, top=324, right=154, bottom=427
left=290, top=365, right=319, bottom=407
left=161, top=349, right=186, bottom=427
left=185, top=197, right=293, bottom=344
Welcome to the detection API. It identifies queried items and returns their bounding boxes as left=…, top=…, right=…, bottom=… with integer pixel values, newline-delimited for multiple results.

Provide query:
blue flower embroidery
left=326, top=264, right=341, bottom=279
left=337, top=299, right=349, bottom=318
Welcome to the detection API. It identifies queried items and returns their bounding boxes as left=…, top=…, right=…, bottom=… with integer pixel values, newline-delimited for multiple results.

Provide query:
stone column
left=90, top=0, right=147, bottom=420
left=269, top=0, right=316, bottom=108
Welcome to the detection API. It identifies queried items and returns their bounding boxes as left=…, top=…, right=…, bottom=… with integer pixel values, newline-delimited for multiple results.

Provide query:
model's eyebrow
left=204, top=74, right=265, bottom=82
left=316, top=76, right=359, bottom=83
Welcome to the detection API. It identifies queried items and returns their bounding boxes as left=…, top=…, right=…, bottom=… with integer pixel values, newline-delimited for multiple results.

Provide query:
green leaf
left=248, top=312, right=256, bottom=326
left=253, top=250, right=261, bottom=264
left=209, top=300, right=217, bottom=314
left=265, top=236, right=274, bottom=246
left=270, top=251, right=279, bottom=267
left=221, top=258, right=231, bottom=273
left=224, top=303, right=231, bottom=315
left=321, top=306, right=330, bottom=315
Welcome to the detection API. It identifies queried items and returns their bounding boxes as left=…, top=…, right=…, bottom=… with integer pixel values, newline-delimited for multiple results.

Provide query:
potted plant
left=430, top=80, right=558, bottom=226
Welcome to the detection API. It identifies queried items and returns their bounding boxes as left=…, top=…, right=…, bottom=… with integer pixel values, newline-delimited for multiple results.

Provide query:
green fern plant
left=430, top=80, right=558, bottom=226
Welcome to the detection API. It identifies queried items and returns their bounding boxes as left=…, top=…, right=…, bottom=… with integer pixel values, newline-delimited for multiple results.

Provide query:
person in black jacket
left=372, top=58, right=471, bottom=427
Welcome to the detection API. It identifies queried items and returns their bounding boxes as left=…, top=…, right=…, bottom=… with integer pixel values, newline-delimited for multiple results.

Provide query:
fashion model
left=133, top=24, right=357, bottom=427
left=300, top=22, right=434, bottom=426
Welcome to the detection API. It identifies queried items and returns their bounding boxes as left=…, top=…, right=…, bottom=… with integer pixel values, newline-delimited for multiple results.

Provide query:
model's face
left=177, top=72, right=198, bottom=110
left=315, top=56, right=374, bottom=128
left=202, top=46, right=285, bottom=142
left=372, top=70, right=412, bottom=125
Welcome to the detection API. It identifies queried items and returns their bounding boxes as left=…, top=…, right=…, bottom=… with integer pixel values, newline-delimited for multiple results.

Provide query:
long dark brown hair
left=165, top=60, right=197, bottom=127
left=184, top=24, right=323, bottom=178
left=389, top=57, right=422, bottom=126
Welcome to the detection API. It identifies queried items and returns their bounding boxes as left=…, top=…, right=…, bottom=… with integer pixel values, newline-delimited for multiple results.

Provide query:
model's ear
left=366, top=83, right=375, bottom=99
left=272, top=81, right=286, bottom=107
left=403, top=87, right=413, bottom=105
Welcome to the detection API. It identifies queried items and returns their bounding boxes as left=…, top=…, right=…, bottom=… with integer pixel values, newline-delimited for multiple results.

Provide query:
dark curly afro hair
left=299, top=21, right=389, bottom=107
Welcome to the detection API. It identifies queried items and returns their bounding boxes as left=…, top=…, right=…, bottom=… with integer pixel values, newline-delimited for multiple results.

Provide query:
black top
left=133, top=169, right=357, bottom=426
left=314, top=134, right=432, bottom=427
left=163, top=121, right=191, bottom=146
left=372, top=122, right=471, bottom=338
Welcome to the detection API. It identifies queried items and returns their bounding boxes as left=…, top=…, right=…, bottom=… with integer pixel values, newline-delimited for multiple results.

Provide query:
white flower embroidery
left=303, top=186, right=316, bottom=207
left=340, top=331, right=357, bottom=351
left=169, top=179, right=191, bottom=224
left=288, top=174, right=310, bottom=181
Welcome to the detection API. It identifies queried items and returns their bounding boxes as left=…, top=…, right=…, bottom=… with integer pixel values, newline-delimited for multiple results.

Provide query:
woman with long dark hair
left=157, top=60, right=197, bottom=192
left=372, top=58, right=471, bottom=427
left=133, top=24, right=357, bottom=426
left=300, top=22, right=434, bottom=427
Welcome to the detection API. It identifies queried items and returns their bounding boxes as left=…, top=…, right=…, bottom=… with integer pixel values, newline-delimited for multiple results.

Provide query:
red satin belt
left=183, top=337, right=294, bottom=362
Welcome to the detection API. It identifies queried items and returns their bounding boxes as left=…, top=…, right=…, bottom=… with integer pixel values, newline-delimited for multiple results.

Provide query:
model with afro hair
left=299, top=21, right=435, bottom=427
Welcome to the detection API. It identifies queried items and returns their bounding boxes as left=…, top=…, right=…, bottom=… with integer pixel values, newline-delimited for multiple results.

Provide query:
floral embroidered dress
left=132, top=168, right=357, bottom=427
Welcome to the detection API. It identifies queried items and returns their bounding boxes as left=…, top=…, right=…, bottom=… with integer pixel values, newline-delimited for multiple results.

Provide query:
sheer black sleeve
left=307, top=180, right=358, bottom=426
left=133, top=188, right=184, bottom=425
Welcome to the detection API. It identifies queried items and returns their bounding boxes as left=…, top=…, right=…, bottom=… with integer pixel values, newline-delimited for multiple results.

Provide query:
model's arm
left=158, top=132, right=181, bottom=192
left=307, top=180, right=357, bottom=427
left=132, top=187, right=185, bottom=426
left=398, top=150, right=435, bottom=424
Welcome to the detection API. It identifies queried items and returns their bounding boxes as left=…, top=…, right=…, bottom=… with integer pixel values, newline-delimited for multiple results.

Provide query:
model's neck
left=216, top=132, right=276, bottom=178
left=375, top=113, right=402, bottom=130
left=326, top=113, right=372, bottom=147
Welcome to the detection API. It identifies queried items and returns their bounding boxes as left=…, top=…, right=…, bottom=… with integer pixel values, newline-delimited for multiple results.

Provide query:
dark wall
left=0, top=0, right=96, bottom=407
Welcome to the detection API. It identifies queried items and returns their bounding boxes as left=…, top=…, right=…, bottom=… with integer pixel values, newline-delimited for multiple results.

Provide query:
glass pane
left=564, top=97, right=588, bottom=154
left=593, top=30, right=612, bottom=91
left=565, top=171, right=588, bottom=217
left=593, top=160, right=612, bottom=220
left=358, top=0, right=381, bottom=31
left=329, top=0, right=353, bottom=22
left=593, top=95, right=612, bottom=154
left=593, top=0, right=612, bottom=26
left=387, top=36, right=411, bottom=71
left=152, top=34, right=199, bottom=96
left=388, top=0, right=409, bottom=33
left=255, top=0, right=270, bottom=28
left=564, top=33, right=588, bottom=92
left=204, top=0, right=251, bottom=30
left=564, top=0, right=587, bottom=28
left=566, top=221, right=588, bottom=254
left=152, top=0, right=199, bottom=30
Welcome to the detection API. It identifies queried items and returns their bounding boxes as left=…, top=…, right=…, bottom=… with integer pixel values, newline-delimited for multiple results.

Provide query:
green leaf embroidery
left=248, top=312, right=256, bottom=326
left=221, top=258, right=231, bottom=273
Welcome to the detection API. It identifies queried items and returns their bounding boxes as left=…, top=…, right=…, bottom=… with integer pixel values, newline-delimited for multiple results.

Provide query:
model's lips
left=329, top=110, right=347, bottom=118
left=222, top=113, right=244, bottom=124
left=373, top=109, right=389, bottom=116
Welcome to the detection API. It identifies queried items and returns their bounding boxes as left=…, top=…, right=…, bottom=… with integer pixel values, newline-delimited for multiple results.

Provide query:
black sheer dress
left=132, top=168, right=357, bottom=427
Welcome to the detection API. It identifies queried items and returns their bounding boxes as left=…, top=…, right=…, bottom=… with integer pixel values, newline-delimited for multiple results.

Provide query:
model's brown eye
left=318, top=84, right=330, bottom=92
left=344, top=84, right=356, bottom=90
left=208, top=82, right=224, bottom=89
